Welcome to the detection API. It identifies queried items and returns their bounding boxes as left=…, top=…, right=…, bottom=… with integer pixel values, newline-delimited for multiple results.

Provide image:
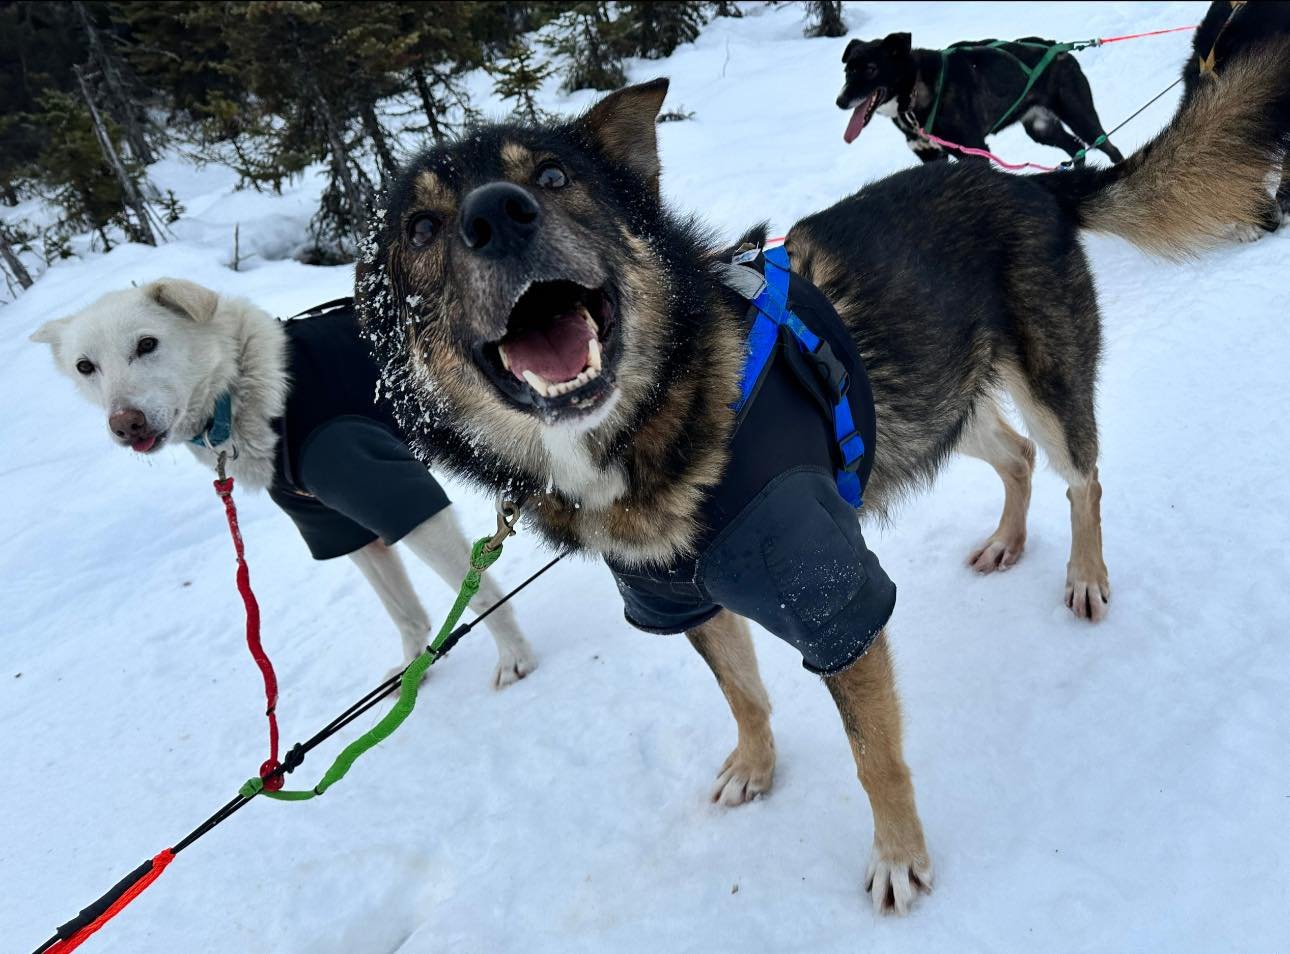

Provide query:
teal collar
left=190, top=392, right=233, bottom=448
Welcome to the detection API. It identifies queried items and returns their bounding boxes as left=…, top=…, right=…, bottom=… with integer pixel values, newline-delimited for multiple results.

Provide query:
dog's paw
left=710, top=738, right=776, bottom=807
left=491, top=638, right=537, bottom=690
left=1065, top=572, right=1110, bottom=622
left=967, top=535, right=1024, bottom=574
left=865, top=847, right=934, bottom=916
left=1227, top=221, right=1271, bottom=244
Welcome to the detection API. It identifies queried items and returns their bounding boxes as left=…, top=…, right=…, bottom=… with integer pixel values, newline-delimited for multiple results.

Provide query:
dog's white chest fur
left=540, top=427, right=626, bottom=509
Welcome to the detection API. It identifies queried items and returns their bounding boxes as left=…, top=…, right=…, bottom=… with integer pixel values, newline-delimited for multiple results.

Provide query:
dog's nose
left=836, top=92, right=851, bottom=109
left=459, top=182, right=541, bottom=257
left=109, top=408, right=147, bottom=439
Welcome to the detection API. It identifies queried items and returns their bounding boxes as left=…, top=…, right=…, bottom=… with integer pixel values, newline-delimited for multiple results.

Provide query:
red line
left=1100, top=24, right=1197, bottom=44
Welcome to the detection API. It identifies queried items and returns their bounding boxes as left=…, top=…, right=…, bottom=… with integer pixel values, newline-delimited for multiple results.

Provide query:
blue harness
left=731, top=246, right=867, bottom=508
left=189, top=392, right=233, bottom=448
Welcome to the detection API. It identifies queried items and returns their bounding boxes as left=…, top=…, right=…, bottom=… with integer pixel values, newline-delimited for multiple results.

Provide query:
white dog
left=31, top=278, right=537, bottom=688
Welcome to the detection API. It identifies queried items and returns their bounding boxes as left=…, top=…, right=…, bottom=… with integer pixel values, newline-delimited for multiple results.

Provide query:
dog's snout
left=109, top=407, right=147, bottom=439
left=459, top=182, right=541, bottom=257
left=836, top=91, right=851, bottom=109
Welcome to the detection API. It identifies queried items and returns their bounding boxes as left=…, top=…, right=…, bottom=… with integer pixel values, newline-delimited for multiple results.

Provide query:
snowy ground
left=3, top=2, right=1288, bottom=951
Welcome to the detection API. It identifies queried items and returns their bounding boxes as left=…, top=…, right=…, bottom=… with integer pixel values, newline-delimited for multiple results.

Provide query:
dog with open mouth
left=837, top=31, right=1124, bottom=166
left=358, top=54, right=1290, bottom=913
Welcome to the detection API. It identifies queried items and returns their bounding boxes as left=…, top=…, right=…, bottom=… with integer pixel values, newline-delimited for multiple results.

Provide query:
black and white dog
left=31, top=280, right=536, bottom=688
left=837, top=31, right=1124, bottom=165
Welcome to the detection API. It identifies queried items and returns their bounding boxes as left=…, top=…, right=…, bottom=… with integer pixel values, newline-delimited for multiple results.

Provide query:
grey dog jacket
left=267, top=301, right=450, bottom=560
left=606, top=254, right=895, bottom=675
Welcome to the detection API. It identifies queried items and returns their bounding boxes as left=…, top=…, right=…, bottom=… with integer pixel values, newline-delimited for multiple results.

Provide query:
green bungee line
left=240, top=536, right=504, bottom=802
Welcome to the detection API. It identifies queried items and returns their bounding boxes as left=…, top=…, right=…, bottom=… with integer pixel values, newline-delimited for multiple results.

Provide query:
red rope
left=214, top=476, right=283, bottom=790
left=1099, top=24, right=1197, bottom=44
left=45, top=850, right=175, bottom=953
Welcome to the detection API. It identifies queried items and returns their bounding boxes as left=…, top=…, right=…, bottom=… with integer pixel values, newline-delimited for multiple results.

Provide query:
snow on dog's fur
left=30, top=279, right=537, bottom=688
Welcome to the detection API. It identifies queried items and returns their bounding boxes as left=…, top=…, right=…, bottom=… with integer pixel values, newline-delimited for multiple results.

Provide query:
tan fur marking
left=959, top=402, right=1036, bottom=573
left=501, top=141, right=533, bottom=181
left=413, top=170, right=454, bottom=212
left=687, top=611, right=776, bottom=805
left=1065, top=470, right=1110, bottom=620
left=825, top=631, right=932, bottom=914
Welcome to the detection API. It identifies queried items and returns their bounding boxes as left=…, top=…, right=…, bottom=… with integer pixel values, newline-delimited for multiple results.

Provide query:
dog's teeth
left=587, top=338, right=601, bottom=371
left=522, top=369, right=551, bottom=397
left=583, top=313, right=597, bottom=335
left=499, top=345, right=512, bottom=371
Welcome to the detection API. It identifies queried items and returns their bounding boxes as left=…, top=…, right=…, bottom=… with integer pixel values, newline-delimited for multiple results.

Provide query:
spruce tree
left=620, top=2, right=707, bottom=59
left=546, top=3, right=628, bottom=93
left=804, top=1, right=847, bottom=39
left=488, top=41, right=554, bottom=125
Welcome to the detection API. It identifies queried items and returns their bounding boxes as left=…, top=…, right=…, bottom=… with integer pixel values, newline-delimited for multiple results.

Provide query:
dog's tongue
left=503, top=311, right=595, bottom=384
left=131, top=435, right=157, bottom=453
left=842, top=93, right=877, bottom=144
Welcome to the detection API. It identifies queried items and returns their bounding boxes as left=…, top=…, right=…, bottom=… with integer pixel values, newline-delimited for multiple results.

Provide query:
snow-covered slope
left=3, top=3, right=1287, bottom=952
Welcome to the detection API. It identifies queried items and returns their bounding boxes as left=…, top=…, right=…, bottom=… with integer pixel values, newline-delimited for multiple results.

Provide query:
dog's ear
left=579, top=78, right=670, bottom=192
left=882, top=32, right=912, bottom=56
left=842, top=39, right=862, bottom=63
left=145, top=278, right=219, bottom=322
left=29, top=315, right=70, bottom=346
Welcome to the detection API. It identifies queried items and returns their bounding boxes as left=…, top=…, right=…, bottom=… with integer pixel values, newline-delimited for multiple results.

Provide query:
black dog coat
left=608, top=249, right=895, bottom=675
left=266, top=301, right=450, bottom=560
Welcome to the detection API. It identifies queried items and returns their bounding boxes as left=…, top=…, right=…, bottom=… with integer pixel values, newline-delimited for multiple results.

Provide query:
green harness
left=924, top=37, right=1100, bottom=136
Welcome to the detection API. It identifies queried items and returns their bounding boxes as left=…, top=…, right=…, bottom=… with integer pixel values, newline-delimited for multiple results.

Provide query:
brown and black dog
left=357, top=44, right=1290, bottom=913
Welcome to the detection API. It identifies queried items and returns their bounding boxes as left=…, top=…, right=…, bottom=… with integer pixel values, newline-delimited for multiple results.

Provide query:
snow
left=3, top=2, right=1288, bottom=951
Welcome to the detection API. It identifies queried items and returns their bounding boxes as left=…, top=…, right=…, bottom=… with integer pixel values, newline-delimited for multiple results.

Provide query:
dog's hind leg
left=1003, top=363, right=1110, bottom=621
left=959, top=400, right=1036, bottom=573
left=350, top=540, right=434, bottom=666
left=1052, top=68, right=1124, bottom=163
left=687, top=611, right=776, bottom=806
left=826, top=630, right=932, bottom=915
left=1021, top=107, right=1087, bottom=162
left=401, top=508, right=537, bottom=689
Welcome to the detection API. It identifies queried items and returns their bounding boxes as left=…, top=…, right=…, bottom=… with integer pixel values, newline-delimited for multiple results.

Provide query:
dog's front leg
left=349, top=539, right=434, bottom=667
left=400, top=509, right=536, bottom=689
left=825, top=629, right=933, bottom=915
left=687, top=611, right=776, bottom=806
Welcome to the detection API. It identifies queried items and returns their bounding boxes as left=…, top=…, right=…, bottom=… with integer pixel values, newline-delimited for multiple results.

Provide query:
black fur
left=788, top=160, right=1101, bottom=512
left=838, top=32, right=1124, bottom=165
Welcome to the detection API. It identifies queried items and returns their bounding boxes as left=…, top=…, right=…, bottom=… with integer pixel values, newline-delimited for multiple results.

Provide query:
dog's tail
left=1036, top=39, right=1290, bottom=257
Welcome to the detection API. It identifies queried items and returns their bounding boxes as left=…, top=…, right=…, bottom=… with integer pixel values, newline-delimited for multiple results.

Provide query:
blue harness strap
left=731, top=246, right=867, bottom=508
left=190, top=392, right=233, bottom=448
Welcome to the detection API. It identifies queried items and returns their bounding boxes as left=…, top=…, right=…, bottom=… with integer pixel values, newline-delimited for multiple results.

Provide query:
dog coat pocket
left=701, top=467, right=896, bottom=675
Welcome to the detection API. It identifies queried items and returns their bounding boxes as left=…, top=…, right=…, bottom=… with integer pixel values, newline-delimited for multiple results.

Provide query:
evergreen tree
left=27, top=89, right=141, bottom=248
left=545, top=3, right=628, bottom=93
left=620, top=2, right=707, bottom=60
left=72, top=1, right=158, bottom=163
left=804, top=1, right=847, bottom=39
left=488, top=41, right=554, bottom=124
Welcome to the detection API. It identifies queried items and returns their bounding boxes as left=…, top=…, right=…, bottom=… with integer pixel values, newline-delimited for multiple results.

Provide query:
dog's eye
left=407, top=213, right=440, bottom=249
left=864, top=63, right=879, bottom=79
left=137, top=336, right=158, bottom=356
left=76, top=359, right=95, bottom=376
left=535, top=162, right=569, bottom=190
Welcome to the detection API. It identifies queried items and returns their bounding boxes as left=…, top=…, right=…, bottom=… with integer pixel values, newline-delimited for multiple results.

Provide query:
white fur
left=30, top=280, right=536, bottom=688
left=539, top=390, right=628, bottom=509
